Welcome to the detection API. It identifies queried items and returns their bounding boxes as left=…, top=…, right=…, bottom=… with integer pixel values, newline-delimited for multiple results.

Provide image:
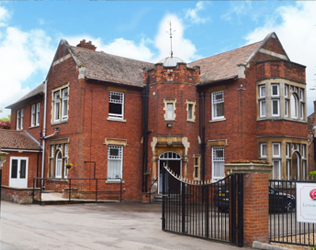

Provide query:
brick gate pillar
left=225, top=161, right=272, bottom=247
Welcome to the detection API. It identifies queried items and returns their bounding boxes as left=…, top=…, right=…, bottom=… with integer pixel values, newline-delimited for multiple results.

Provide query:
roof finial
left=168, top=21, right=175, bottom=58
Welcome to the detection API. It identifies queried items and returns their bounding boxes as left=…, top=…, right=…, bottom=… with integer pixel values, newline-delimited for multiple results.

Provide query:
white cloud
left=185, top=2, right=209, bottom=24
left=0, top=19, right=54, bottom=116
left=154, top=14, right=198, bottom=62
left=66, top=35, right=154, bottom=62
left=221, top=1, right=252, bottom=21
left=245, top=1, right=316, bottom=115
left=0, top=5, right=10, bottom=27
left=66, top=14, right=199, bottom=63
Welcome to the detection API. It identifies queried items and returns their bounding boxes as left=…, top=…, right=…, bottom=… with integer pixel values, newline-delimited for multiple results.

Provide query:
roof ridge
left=71, top=45, right=154, bottom=65
left=191, top=40, right=262, bottom=63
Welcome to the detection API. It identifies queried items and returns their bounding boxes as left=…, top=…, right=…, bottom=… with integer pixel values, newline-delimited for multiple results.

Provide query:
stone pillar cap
left=225, top=160, right=272, bottom=174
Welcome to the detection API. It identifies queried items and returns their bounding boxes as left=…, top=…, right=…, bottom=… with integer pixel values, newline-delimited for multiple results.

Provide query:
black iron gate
left=162, top=167, right=243, bottom=247
left=269, top=180, right=316, bottom=247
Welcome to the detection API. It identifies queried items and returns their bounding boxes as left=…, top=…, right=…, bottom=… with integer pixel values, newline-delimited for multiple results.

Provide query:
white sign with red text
left=296, top=183, right=316, bottom=223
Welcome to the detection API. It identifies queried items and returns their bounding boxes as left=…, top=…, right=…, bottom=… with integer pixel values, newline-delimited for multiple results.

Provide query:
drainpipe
left=142, top=69, right=150, bottom=192
left=201, top=91, right=206, bottom=182
left=40, top=79, right=48, bottom=189
left=39, top=80, right=59, bottom=189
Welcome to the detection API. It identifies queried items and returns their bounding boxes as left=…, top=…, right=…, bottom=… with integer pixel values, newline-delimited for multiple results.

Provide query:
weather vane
left=167, top=21, right=175, bottom=58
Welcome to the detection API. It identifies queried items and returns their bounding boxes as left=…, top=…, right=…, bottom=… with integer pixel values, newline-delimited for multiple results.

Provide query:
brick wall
left=1, top=151, right=40, bottom=188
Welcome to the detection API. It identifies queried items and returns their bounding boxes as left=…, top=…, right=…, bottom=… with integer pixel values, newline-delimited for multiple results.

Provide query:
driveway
left=0, top=201, right=244, bottom=250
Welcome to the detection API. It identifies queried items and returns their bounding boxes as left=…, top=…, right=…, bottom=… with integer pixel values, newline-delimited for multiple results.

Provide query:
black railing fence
left=269, top=180, right=316, bottom=247
left=162, top=167, right=243, bottom=247
left=33, top=177, right=123, bottom=205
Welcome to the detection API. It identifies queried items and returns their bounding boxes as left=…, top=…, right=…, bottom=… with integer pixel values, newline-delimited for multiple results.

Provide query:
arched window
left=49, top=143, right=69, bottom=179
left=55, top=151, right=62, bottom=178
left=291, top=94, right=298, bottom=118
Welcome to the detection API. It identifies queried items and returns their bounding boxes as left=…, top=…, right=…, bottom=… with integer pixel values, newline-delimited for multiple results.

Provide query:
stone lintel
left=225, top=163, right=272, bottom=174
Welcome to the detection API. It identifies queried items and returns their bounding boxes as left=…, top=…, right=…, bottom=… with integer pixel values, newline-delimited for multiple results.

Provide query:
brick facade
left=2, top=32, right=309, bottom=202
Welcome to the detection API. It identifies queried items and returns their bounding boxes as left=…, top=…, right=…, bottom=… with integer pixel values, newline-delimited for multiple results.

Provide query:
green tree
left=0, top=109, right=10, bottom=122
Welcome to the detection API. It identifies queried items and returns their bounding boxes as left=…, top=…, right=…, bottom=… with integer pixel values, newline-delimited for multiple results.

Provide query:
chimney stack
left=76, top=39, right=97, bottom=51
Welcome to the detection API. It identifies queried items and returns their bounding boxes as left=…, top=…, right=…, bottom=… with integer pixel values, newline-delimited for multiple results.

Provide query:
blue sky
left=0, top=1, right=315, bottom=116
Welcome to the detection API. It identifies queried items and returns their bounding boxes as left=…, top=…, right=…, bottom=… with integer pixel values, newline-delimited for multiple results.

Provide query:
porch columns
left=225, top=161, right=272, bottom=247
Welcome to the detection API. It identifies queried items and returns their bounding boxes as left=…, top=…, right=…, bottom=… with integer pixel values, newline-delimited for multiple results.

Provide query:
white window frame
left=300, top=89, right=304, bottom=101
left=271, top=99, right=280, bottom=117
left=271, top=84, right=279, bottom=97
left=16, top=110, right=20, bottom=130
left=109, top=91, right=124, bottom=120
left=285, top=100, right=289, bottom=118
left=302, top=144, right=306, bottom=158
left=167, top=103, right=174, bottom=119
left=31, top=104, right=36, bottom=127
left=286, top=143, right=290, bottom=158
left=259, top=100, right=266, bottom=118
left=284, top=85, right=289, bottom=98
left=212, top=91, right=224, bottom=120
left=107, top=145, right=123, bottom=180
left=212, top=147, right=225, bottom=181
left=272, top=160, right=281, bottom=180
left=186, top=100, right=196, bottom=122
left=260, top=143, right=267, bottom=158
left=36, top=102, right=40, bottom=126
left=259, top=85, right=266, bottom=98
left=54, top=91, right=61, bottom=123
left=20, top=109, right=24, bottom=130
left=272, top=143, right=281, bottom=158
left=301, top=103, right=304, bottom=120
left=291, top=94, right=298, bottom=119
left=31, top=102, right=40, bottom=127
left=55, top=150, right=62, bottom=178
left=62, top=89, right=68, bottom=121
left=286, top=160, right=291, bottom=180
left=53, top=86, right=69, bottom=124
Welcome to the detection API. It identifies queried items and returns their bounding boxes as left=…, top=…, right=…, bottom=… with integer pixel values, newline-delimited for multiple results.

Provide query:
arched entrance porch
left=158, top=151, right=182, bottom=193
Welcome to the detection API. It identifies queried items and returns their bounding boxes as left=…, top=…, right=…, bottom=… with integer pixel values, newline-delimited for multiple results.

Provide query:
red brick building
left=1, top=32, right=309, bottom=201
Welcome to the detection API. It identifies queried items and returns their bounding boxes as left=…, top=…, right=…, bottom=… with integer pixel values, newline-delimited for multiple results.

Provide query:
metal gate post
left=237, top=173, right=244, bottom=247
left=205, top=185, right=209, bottom=238
left=162, top=166, right=165, bottom=230
left=231, top=174, right=237, bottom=245
left=182, top=183, right=185, bottom=234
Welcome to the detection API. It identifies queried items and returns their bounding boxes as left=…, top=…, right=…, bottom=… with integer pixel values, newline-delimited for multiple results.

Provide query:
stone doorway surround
left=150, top=136, right=190, bottom=180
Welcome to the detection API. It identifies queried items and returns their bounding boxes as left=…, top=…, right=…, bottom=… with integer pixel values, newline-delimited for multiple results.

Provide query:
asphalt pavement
left=0, top=200, right=251, bottom=250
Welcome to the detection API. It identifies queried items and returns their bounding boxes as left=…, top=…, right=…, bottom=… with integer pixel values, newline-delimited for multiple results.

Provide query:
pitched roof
left=70, top=46, right=154, bottom=87
left=6, top=83, right=44, bottom=109
left=0, top=130, right=41, bottom=151
left=191, top=41, right=262, bottom=85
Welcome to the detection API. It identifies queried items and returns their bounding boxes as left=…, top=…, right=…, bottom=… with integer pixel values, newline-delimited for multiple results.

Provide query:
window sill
left=52, top=120, right=68, bottom=125
left=163, top=119, right=176, bottom=122
left=106, top=180, right=125, bottom=184
left=209, top=118, right=226, bottom=123
left=47, top=178, right=68, bottom=182
left=257, top=118, right=307, bottom=123
left=29, top=125, right=40, bottom=129
left=107, top=118, right=126, bottom=123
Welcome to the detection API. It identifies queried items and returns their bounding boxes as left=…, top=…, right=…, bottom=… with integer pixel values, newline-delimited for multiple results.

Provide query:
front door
left=9, top=157, right=28, bottom=188
left=158, top=151, right=182, bottom=194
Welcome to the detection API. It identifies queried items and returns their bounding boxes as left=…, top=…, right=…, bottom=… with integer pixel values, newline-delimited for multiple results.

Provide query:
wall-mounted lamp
left=18, top=151, right=23, bottom=153
left=167, top=123, right=172, bottom=128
